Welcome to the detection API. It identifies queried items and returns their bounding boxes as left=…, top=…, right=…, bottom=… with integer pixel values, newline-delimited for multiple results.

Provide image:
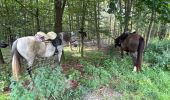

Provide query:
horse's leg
left=121, top=48, right=124, bottom=58
left=54, top=45, right=63, bottom=65
left=57, top=50, right=63, bottom=63
left=70, top=43, right=73, bottom=51
left=54, top=54, right=60, bottom=65
left=130, top=52, right=137, bottom=72
left=27, top=58, right=34, bottom=78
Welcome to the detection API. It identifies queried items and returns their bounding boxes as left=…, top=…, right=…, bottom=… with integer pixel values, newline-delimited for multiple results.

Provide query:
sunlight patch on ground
left=83, top=86, right=122, bottom=100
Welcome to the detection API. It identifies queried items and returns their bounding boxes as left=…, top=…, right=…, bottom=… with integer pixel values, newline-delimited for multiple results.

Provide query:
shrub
left=10, top=66, right=69, bottom=100
left=80, top=61, right=112, bottom=89
left=145, top=39, right=170, bottom=70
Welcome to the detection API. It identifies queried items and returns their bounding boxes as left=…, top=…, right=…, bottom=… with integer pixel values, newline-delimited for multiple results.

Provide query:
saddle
left=35, top=32, right=57, bottom=42
left=35, top=31, right=61, bottom=54
left=51, top=36, right=62, bottom=55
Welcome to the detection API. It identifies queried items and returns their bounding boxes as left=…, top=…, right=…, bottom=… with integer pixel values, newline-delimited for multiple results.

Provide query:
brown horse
left=115, top=31, right=145, bottom=72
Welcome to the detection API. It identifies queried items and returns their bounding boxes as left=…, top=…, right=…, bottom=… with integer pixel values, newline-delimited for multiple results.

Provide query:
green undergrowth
left=10, top=66, right=87, bottom=100
left=0, top=93, right=9, bottom=100
left=1, top=39, right=170, bottom=99
left=145, top=38, right=170, bottom=70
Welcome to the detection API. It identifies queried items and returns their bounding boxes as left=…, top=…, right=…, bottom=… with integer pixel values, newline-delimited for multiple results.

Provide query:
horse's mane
left=115, top=32, right=129, bottom=42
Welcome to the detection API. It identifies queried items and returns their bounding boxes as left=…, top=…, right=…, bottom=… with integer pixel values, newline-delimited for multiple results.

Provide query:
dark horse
left=115, top=31, right=145, bottom=72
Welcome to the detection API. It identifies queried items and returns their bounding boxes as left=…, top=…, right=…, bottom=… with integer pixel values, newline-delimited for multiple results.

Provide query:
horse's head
left=59, top=32, right=79, bottom=47
left=114, top=38, right=121, bottom=48
left=70, top=32, right=78, bottom=47
left=114, top=32, right=129, bottom=48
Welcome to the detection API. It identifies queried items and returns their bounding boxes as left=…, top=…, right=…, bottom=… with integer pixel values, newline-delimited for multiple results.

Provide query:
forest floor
left=1, top=39, right=170, bottom=99
left=0, top=44, right=122, bottom=100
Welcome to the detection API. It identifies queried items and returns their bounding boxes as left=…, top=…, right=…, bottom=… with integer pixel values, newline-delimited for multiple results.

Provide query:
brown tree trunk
left=80, top=1, right=87, bottom=57
left=30, top=0, right=36, bottom=34
left=158, top=21, right=167, bottom=40
left=119, top=0, right=123, bottom=34
left=146, top=5, right=155, bottom=47
left=94, top=0, right=101, bottom=50
left=124, top=0, right=133, bottom=32
left=67, top=1, right=73, bottom=31
left=0, top=49, right=5, bottom=64
left=35, top=0, right=40, bottom=32
left=54, top=0, right=67, bottom=34
left=54, top=0, right=67, bottom=63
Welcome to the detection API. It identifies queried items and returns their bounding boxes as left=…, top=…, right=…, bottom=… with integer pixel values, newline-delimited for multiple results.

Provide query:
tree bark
left=0, top=49, right=5, bottom=64
left=146, top=4, right=155, bottom=47
left=80, top=0, right=87, bottom=57
left=54, top=0, right=67, bottom=34
left=94, top=0, right=101, bottom=50
left=158, top=21, right=167, bottom=40
left=118, top=0, right=123, bottom=34
left=36, top=0, right=40, bottom=32
left=124, top=0, right=133, bottom=32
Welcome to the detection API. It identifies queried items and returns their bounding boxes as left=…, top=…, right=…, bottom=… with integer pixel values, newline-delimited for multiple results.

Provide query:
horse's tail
left=12, top=40, right=21, bottom=81
left=137, top=37, right=145, bottom=71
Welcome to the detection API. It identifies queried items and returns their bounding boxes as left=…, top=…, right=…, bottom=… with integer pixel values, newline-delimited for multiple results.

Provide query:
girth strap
left=51, top=37, right=62, bottom=55
left=27, top=67, right=32, bottom=78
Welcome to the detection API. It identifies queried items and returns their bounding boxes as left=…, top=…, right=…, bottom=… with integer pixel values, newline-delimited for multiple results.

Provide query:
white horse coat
left=12, top=31, right=77, bottom=81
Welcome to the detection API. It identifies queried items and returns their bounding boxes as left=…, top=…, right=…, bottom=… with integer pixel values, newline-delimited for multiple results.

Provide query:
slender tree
left=80, top=0, right=87, bottom=57
left=124, top=0, right=133, bottom=32
left=94, top=0, right=101, bottom=50
left=35, top=0, right=40, bottom=31
left=0, top=49, right=5, bottom=64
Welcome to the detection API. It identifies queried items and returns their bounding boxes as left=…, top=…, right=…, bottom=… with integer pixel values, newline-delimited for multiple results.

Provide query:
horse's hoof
left=132, top=66, right=137, bottom=72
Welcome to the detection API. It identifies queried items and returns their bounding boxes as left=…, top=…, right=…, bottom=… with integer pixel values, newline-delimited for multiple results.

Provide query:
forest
left=0, top=0, right=170, bottom=99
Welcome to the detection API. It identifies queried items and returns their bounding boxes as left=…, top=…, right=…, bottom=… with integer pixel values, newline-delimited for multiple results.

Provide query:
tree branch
left=14, top=0, right=37, bottom=16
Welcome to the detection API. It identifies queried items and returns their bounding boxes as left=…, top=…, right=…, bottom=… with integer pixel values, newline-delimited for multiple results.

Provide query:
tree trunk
left=54, top=0, right=67, bottom=34
left=119, top=0, right=123, bottom=34
left=36, top=0, right=40, bottom=32
left=30, top=0, right=36, bottom=35
left=80, top=1, right=86, bottom=57
left=0, top=49, right=5, bottom=64
left=146, top=5, right=155, bottom=47
left=124, top=0, right=133, bottom=32
left=67, top=1, right=72, bottom=31
left=158, top=21, right=167, bottom=40
left=94, top=0, right=101, bottom=50
left=54, top=0, right=67, bottom=63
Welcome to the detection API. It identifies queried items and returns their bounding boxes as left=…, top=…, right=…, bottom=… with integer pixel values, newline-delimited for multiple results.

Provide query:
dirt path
left=83, top=86, right=122, bottom=100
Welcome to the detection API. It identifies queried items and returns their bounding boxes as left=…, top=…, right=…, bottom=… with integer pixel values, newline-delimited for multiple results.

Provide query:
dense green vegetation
left=0, top=38, right=170, bottom=100
left=0, top=0, right=170, bottom=99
